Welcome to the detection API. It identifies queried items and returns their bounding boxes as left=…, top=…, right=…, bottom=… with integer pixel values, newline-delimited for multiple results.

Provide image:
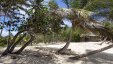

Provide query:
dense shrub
left=0, top=37, right=7, bottom=47
left=71, top=33, right=80, bottom=42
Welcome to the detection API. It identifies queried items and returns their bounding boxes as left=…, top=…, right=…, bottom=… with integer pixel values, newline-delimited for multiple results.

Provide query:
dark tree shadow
left=0, top=49, right=57, bottom=64
left=67, top=50, right=113, bottom=64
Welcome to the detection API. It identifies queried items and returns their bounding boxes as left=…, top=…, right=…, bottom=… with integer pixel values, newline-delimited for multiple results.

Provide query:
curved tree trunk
left=70, top=43, right=113, bottom=60
left=1, top=43, right=11, bottom=56
left=14, top=33, right=35, bottom=54
left=1, top=30, right=26, bottom=56
left=1, top=26, right=11, bottom=56
left=10, top=30, right=26, bottom=46
left=57, top=29, right=72, bottom=54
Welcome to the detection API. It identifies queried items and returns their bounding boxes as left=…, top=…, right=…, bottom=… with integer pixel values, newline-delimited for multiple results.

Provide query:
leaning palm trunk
left=9, top=33, right=27, bottom=53
left=1, top=31, right=25, bottom=56
left=1, top=27, right=11, bottom=56
left=57, top=29, right=72, bottom=54
left=2, top=30, right=34, bottom=55
left=1, top=43, right=11, bottom=56
left=14, top=32, right=35, bottom=54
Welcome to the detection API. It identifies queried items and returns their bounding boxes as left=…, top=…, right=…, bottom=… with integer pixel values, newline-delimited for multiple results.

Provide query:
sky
left=55, top=0, right=67, bottom=8
left=44, top=0, right=67, bottom=8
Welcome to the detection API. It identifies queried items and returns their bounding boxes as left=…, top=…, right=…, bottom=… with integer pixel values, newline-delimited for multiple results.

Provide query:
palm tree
left=56, top=0, right=113, bottom=58
left=57, top=0, right=89, bottom=54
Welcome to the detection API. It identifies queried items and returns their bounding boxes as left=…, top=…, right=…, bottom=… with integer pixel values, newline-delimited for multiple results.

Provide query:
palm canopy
left=54, top=8, right=113, bottom=42
left=62, top=0, right=113, bottom=20
left=59, top=0, right=113, bottom=41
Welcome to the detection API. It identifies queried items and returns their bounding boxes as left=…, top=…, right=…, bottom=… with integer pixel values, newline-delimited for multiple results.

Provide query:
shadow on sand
left=67, top=50, right=113, bottom=64
left=0, top=49, right=57, bottom=64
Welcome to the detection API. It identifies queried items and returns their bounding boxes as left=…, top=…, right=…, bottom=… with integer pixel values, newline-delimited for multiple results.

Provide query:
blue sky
left=55, top=0, right=67, bottom=8
left=44, top=0, right=67, bottom=8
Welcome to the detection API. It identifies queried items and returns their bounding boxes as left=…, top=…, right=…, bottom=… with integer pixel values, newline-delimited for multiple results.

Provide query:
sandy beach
left=0, top=42, right=113, bottom=64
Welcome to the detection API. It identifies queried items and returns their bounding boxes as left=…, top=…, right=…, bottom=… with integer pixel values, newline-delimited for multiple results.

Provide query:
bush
left=71, top=28, right=83, bottom=42
left=0, top=42, right=6, bottom=47
left=0, top=37, right=7, bottom=47
left=71, top=33, right=80, bottom=42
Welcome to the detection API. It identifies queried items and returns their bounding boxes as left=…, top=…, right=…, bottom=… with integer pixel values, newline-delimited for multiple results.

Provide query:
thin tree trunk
left=10, top=30, right=26, bottom=46
left=14, top=33, right=35, bottom=54
left=1, top=43, right=11, bottom=56
left=43, top=34, right=46, bottom=43
left=1, top=30, right=26, bottom=56
left=70, top=43, right=113, bottom=60
left=7, top=30, right=26, bottom=51
left=9, top=33, right=26, bottom=53
left=1, top=27, right=11, bottom=56
left=57, top=29, right=72, bottom=54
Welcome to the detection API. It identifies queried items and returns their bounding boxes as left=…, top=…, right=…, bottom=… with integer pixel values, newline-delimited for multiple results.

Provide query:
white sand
left=0, top=42, right=113, bottom=64
left=41, top=42, right=113, bottom=64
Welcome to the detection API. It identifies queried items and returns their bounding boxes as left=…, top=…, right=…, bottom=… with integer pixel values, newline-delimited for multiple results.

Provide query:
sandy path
left=0, top=42, right=113, bottom=64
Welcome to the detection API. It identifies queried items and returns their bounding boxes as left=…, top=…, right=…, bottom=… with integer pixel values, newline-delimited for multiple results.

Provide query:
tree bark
left=70, top=43, right=113, bottom=60
left=1, top=26, right=11, bottom=56
left=10, top=30, right=26, bottom=46
left=1, top=44, right=11, bottom=56
left=9, top=33, right=26, bottom=53
left=43, top=34, right=46, bottom=43
left=13, top=33, right=35, bottom=54
left=1, top=30, right=26, bottom=56
left=57, top=29, right=72, bottom=54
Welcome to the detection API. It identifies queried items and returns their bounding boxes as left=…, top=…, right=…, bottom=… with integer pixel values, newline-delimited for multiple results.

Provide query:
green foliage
left=24, top=1, right=62, bottom=34
left=102, top=22, right=113, bottom=29
left=32, top=27, right=82, bottom=43
left=60, top=27, right=83, bottom=42
left=80, top=0, right=88, bottom=8
left=0, top=37, right=7, bottom=47
left=84, top=0, right=113, bottom=11
left=62, top=0, right=113, bottom=20
left=62, top=0, right=89, bottom=8
left=70, top=0, right=81, bottom=8
left=48, top=0, right=59, bottom=10
left=109, top=8, right=113, bottom=19
left=60, top=28, right=71, bottom=41
left=71, top=28, right=83, bottom=42
left=0, top=42, right=6, bottom=47
left=36, top=0, right=44, bottom=4
left=33, top=34, right=44, bottom=43
left=71, top=33, right=80, bottom=42
left=63, top=0, right=113, bottom=11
